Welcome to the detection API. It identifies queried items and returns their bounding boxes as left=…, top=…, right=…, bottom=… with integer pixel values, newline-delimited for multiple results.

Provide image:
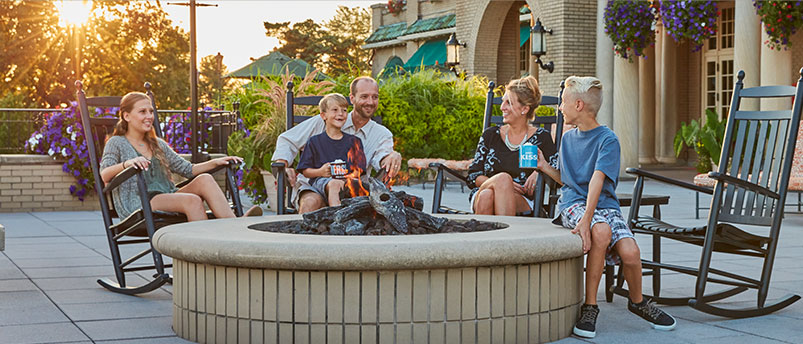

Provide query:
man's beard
left=354, top=106, right=375, bottom=119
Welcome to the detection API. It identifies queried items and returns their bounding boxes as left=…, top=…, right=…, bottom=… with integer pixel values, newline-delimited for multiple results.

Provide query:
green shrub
left=377, top=69, right=489, bottom=160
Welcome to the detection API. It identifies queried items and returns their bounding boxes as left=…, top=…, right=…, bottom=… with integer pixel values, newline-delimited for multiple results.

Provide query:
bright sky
left=162, top=0, right=378, bottom=72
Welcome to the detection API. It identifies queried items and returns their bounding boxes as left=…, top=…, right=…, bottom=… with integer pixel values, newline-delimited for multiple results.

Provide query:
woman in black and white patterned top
left=467, top=76, right=559, bottom=215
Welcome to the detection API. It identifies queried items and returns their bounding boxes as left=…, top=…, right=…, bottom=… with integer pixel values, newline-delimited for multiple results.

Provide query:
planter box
left=0, top=153, right=227, bottom=213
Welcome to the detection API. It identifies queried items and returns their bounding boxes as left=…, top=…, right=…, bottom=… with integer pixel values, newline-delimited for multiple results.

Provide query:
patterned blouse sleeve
left=466, top=129, right=491, bottom=188
left=100, top=136, right=123, bottom=170
left=530, top=128, right=559, bottom=169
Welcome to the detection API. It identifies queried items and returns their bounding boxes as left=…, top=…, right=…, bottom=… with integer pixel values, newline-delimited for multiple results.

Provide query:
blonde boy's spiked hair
left=563, top=76, right=603, bottom=115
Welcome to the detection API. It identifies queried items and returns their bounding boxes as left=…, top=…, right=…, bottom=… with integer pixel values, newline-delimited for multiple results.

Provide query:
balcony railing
left=0, top=105, right=241, bottom=155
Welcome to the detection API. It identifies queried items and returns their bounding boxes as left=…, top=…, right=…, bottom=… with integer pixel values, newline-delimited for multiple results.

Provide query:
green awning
left=520, top=25, right=530, bottom=47
left=226, top=51, right=326, bottom=80
left=403, top=39, right=447, bottom=70
left=365, top=22, right=407, bottom=44
left=379, top=56, right=406, bottom=78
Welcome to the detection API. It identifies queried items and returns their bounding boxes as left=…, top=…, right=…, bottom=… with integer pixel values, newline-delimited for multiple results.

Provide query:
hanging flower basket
left=659, top=1, right=718, bottom=52
left=387, top=0, right=406, bottom=15
left=754, top=0, right=803, bottom=50
left=604, top=0, right=656, bottom=61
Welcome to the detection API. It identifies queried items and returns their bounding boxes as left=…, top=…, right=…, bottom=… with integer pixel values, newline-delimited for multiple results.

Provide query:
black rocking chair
left=619, top=69, right=803, bottom=318
left=76, top=80, right=243, bottom=295
left=430, top=81, right=565, bottom=217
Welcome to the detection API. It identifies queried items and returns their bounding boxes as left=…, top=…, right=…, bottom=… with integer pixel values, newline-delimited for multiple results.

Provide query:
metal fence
left=0, top=106, right=241, bottom=155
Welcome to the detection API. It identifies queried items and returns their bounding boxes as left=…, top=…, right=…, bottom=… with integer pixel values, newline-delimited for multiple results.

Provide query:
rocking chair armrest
left=708, top=172, right=780, bottom=199
left=428, top=162, right=469, bottom=185
left=626, top=167, right=713, bottom=194
left=103, top=166, right=142, bottom=194
left=176, top=161, right=239, bottom=189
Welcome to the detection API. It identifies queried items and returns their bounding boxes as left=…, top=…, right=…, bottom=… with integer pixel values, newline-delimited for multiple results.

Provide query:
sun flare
left=56, top=0, right=92, bottom=28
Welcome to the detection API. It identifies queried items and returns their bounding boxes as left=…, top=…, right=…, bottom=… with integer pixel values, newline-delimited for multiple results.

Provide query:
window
left=702, top=3, right=734, bottom=119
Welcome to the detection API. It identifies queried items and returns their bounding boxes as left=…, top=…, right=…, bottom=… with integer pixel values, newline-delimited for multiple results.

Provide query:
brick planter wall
left=0, top=154, right=228, bottom=213
left=0, top=155, right=100, bottom=212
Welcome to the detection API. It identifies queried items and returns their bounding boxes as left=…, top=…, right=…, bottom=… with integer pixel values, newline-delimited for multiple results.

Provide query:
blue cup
left=519, top=143, right=538, bottom=169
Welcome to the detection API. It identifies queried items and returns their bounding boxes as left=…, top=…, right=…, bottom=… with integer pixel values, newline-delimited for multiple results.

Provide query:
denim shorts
left=559, top=203, right=634, bottom=265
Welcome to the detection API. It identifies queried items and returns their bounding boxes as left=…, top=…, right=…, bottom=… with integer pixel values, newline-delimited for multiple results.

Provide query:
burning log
left=297, top=176, right=447, bottom=236
left=334, top=201, right=372, bottom=223
left=340, top=191, right=423, bottom=211
left=364, top=177, right=408, bottom=233
left=405, top=207, right=448, bottom=232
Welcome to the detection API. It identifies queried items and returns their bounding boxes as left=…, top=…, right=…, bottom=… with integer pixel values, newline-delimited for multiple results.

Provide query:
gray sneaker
left=573, top=304, right=599, bottom=338
left=628, top=298, right=677, bottom=331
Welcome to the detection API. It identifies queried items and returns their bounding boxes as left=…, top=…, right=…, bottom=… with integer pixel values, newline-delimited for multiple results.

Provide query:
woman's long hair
left=113, top=92, right=171, bottom=180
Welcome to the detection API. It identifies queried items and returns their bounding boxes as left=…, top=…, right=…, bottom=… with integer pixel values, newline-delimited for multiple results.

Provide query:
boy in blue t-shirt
left=537, top=76, right=676, bottom=338
left=297, top=93, right=366, bottom=207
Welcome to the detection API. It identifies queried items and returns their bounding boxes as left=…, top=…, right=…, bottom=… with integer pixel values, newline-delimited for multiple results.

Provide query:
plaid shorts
left=559, top=203, right=634, bottom=265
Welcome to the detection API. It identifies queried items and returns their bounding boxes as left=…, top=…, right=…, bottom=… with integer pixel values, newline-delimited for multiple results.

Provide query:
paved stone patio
left=0, top=167, right=801, bottom=343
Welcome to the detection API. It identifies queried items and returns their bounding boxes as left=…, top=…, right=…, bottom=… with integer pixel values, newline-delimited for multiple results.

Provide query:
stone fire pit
left=153, top=214, right=583, bottom=343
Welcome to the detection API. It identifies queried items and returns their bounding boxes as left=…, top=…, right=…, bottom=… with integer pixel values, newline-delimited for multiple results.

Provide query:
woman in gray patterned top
left=100, top=92, right=260, bottom=221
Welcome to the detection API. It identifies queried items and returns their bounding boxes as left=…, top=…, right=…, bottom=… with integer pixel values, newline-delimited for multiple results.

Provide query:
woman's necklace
left=504, top=129, right=528, bottom=151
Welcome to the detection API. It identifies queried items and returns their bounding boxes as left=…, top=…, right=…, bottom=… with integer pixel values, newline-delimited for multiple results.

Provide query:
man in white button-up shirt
left=272, top=76, right=403, bottom=213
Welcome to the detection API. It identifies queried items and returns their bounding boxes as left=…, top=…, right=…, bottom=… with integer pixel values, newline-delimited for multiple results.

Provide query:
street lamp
left=445, top=33, right=467, bottom=76
left=215, top=52, right=223, bottom=107
left=530, top=18, right=554, bottom=73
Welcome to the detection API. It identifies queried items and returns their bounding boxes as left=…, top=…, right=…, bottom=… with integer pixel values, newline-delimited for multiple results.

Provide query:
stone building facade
left=364, top=0, right=803, bottom=171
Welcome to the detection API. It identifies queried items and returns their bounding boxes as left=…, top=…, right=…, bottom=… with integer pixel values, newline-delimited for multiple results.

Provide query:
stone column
left=639, top=45, right=657, bottom=164
left=760, top=30, right=793, bottom=110
left=657, top=37, right=678, bottom=163
left=614, top=57, right=639, bottom=175
left=735, top=0, right=761, bottom=110
left=596, top=0, right=614, bottom=128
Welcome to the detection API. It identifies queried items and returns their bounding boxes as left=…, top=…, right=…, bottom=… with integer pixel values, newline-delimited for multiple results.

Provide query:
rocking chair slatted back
left=285, top=81, right=357, bottom=129
left=714, top=79, right=800, bottom=227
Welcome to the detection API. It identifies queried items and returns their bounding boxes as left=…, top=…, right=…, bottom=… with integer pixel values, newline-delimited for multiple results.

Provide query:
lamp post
left=445, top=33, right=467, bottom=76
left=215, top=52, right=223, bottom=108
left=168, top=1, right=217, bottom=163
left=531, top=18, right=554, bottom=73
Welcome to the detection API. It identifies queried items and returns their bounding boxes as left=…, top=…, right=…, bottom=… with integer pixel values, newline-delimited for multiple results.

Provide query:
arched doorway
left=471, top=0, right=527, bottom=84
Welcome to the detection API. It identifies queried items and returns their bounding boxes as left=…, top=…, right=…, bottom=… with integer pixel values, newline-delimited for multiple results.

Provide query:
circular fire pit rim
left=153, top=214, right=583, bottom=271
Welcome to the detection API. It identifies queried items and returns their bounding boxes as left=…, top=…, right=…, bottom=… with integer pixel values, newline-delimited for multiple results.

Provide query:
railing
left=0, top=108, right=69, bottom=154
left=0, top=105, right=241, bottom=155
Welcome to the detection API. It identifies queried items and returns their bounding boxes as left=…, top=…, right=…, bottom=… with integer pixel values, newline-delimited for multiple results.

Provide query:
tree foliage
left=264, top=19, right=329, bottom=70
left=0, top=0, right=190, bottom=109
left=263, top=6, right=371, bottom=75
left=199, top=53, right=231, bottom=107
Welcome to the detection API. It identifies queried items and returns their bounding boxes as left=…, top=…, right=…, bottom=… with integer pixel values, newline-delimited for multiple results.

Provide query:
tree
left=199, top=53, right=231, bottom=107
left=264, top=19, right=329, bottom=71
left=82, top=1, right=190, bottom=109
left=0, top=1, right=71, bottom=107
left=0, top=0, right=190, bottom=109
left=324, top=6, right=372, bottom=76
left=263, top=6, right=372, bottom=75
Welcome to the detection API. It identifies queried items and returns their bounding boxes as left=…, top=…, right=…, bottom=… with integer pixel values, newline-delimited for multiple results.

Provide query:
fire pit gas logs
left=250, top=177, right=500, bottom=235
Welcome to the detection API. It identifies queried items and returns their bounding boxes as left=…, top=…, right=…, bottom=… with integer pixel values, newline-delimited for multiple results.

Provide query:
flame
left=344, top=140, right=369, bottom=198
left=386, top=170, right=411, bottom=188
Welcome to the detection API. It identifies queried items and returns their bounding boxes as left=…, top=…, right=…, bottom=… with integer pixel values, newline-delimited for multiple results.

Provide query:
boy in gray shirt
left=537, top=76, right=676, bottom=338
